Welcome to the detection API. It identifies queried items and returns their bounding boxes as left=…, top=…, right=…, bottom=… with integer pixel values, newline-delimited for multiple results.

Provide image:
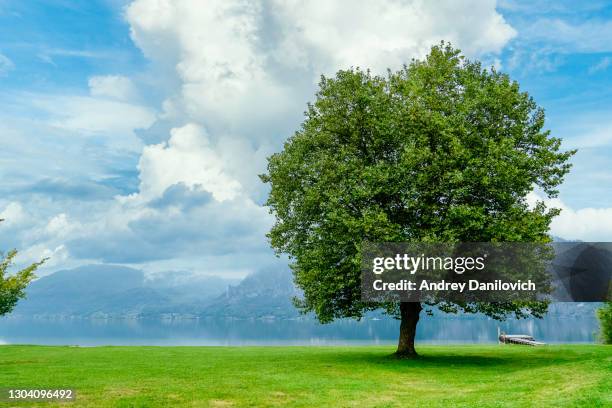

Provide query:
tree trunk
left=396, top=302, right=422, bottom=358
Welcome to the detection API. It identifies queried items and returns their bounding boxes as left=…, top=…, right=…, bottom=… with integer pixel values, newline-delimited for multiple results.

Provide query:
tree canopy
left=261, top=43, right=574, bottom=355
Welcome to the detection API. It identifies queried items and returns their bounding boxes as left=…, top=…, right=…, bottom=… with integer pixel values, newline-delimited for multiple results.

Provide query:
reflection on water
left=0, top=314, right=599, bottom=346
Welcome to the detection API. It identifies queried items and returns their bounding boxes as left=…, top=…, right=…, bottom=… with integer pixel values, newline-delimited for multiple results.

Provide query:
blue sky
left=0, top=0, right=611, bottom=276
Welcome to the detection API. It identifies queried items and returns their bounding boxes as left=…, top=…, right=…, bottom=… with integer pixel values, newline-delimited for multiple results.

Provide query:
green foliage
left=0, top=250, right=44, bottom=316
left=0, top=220, right=45, bottom=316
left=261, top=42, right=574, bottom=323
left=597, top=302, right=612, bottom=344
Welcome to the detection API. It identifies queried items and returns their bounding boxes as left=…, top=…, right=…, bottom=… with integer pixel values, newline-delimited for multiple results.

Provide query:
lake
left=0, top=314, right=599, bottom=346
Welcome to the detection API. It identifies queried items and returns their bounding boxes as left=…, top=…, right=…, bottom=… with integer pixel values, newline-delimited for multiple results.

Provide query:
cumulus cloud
left=121, top=0, right=520, bottom=217
left=0, top=202, right=26, bottom=227
left=6, top=0, right=612, bottom=278
left=551, top=205, right=612, bottom=242
left=0, top=88, right=155, bottom=272
left=131, top=123, right=242, bottom=202
left=4, top=0, right=521, bottom=276
left=125, top=0, right=515, bottom=135
left=6, top=121, right=271, bottom=270
left=44, top=213, right=79, bottom=239
left=0, top=202, right=74, bottom=273
left=126, top=0, right=297, bottom=135
left=527, top=192, right=612, bottom=241
left=35, top=0, right=513, bottom=273
left=64, top=177, right=271, bottom=265
left=270, top=0, right=515, bottom=74
left=75, top=122, right=273, bottom=266
left=149, top=183, right=213, bottom=210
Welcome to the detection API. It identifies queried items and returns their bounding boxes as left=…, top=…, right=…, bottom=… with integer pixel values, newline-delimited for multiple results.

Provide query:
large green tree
left=0, top=219, right=45, bottom=316
left=261, top=43, right=574, bottom=357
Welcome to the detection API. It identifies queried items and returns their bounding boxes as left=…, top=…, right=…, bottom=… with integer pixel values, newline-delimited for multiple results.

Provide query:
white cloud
left=527, top=192, right=612, bottom=241
left=46, top=0, right=512, bottom=273
left=28, top=93, right=156, bottom=153
left=49, top=97, right=154, bottom=136
left=15, top=243, right=69, bottom=269
left=132, top=123, right=242, bottom=202
left=270, top=0, right=516, bottom=75
left=44, top=213, right=78, bottom=238
left=0, top=52, right=14, bottom=76
left=124, top=0, right=519, bottom=133
left=122, top=0, right=520, bottom=200
left=0, top=203, right=75, bottom=273
left=125, top=0, right=516, bottom=135
left=89, top=75, right=139, bottom=101
left=552, top=206, right=612, bottom=242
left=0, top=202, right=25, bottom=226
left=126, top=0, right=296, bottom=134
left=6, top=0, right=611, bottom=278
left=4, top=0, right=522, bottom=276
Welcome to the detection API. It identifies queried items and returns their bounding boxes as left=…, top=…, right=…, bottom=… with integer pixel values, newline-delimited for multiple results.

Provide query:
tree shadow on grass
left=315, top=347, right=582, bottom=374
left=411, top=353, right=531, bottom=368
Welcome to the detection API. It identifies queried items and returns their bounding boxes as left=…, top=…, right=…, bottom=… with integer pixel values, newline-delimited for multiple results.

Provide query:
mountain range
left=11, top=263, right=600, bottom=320
left=12, top=264, right=298, bottom=319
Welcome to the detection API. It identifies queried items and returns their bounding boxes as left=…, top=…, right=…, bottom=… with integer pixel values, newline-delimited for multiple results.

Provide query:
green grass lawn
left=0, top=345, right=610, bottom=407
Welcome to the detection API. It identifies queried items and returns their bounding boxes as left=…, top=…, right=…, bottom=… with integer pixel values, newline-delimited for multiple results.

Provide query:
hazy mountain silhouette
left=10, top=262, right=600, bottom=320
left=12, top=265, right=239, bottom=318
left=201, top=267, right=300, bottom=319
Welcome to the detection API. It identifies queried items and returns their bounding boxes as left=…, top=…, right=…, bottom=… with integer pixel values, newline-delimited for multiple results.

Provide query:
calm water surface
left=0, top=315, right=598, bottom=346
